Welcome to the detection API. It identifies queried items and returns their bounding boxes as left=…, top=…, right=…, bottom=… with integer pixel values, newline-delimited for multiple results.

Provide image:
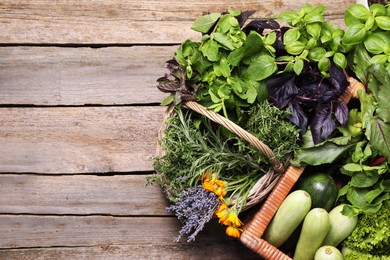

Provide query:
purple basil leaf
left=238, top=10, right=256, bottom=28
left=310, top=106, right=336, bottom=144
left=287, top=101, right=308, bottom=133
left=334, top=101, right=349, bottom=126
left=242, top=19, right=280, bottom=34
left=267, top=74, right=298, bottom=108
left=329, top=63, right=348, bottom=93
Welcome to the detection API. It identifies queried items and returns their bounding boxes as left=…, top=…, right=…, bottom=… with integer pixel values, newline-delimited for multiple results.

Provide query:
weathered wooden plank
left=0, top=0, right=355, bottom=44
left=0, top=46, right=173, bottom=105
left=0, top=243, right=260, bottom=260
left=0, top=174, right=168, bottom=216
left=0, top=106, right=166, bottom=174
left=0, top=174, right=168, bottom=215
left=0, top=215, right=257, bottom=253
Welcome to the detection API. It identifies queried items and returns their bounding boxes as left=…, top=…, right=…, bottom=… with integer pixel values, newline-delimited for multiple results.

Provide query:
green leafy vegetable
left=342, top=203, right=390, bottom=258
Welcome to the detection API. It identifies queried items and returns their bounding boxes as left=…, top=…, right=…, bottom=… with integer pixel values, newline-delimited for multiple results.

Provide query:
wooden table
left=0, top=1, right=354, bottom=259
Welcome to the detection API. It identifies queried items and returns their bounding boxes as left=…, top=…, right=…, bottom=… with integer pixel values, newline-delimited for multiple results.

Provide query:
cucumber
left=295, top=172, right=338, bottom=212
left=314, top=246, right=343, bottom=260
left=294, top=208, right=331, bottom=260
left=263, top=190, right=311, bottom=248
left=322, top=204, right=358, bottom=247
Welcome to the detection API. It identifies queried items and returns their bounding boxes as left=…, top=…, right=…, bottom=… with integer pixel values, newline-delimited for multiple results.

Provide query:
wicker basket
left=157, top=73, right=364, bottom=257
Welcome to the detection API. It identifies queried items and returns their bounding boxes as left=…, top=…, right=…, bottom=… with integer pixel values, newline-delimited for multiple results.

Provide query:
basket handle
left=183, top=101, right=284, bottom=172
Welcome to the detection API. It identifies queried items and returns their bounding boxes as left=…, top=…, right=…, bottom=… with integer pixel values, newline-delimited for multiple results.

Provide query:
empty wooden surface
left=0, top=0, right=355, bottom=259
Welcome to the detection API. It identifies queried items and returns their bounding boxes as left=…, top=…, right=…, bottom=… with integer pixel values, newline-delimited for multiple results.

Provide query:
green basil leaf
left=364, top=34, right=385, bottom=54
left=264, top=32, right=276, bottom=45
left=278, top=11, right=299, bottom=25
left=375, top=16, right=390, bottom=30
left=365, top=15, right=375, bottom=31
left=348, top=4, right=371, bottom=20
left=318, top=56, right=331, bottom=72
left=283, top=29, right=301, bottom=44
left=285, top=41, right=305, bottom=55
left=342, top=23, right=367, bottom=45
left=243, top=55, right=277, bottom=81
left=370, top=54, right=388, bottom=65
left=303, top=12, right=324, bottom=24
left=370, top=3, right=388, bottom=16
left=333, top=52, right=347, bottom=69
left=227, top=47, right=245, bottom=66
left=191, top=13, right=221, bottom=33
left=306, top=23, right=322, bottom=40
left=293, top=59, right=304, bottom=75
left=246, top=85, right=257, bottom=104
left=309, top=47, right=326, bottom=61
left=344, top=9, right=362, bottom=26
left=208, top=89, right=221, bottom=103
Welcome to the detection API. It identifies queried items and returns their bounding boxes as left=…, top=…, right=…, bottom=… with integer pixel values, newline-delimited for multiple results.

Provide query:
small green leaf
left=348, top=4, right=371, bottom=20
left=213, top=32, right=235, bottom=50
left=346, top=187, right=368, bottom=207
left=246, top=86, right=257, bottom=104
left=306, top=23, right=322, bottom=40
left=213, top=57, right=231, bottom=78
left=343, top=163, right=363, bottom=172
left=209, top=89, right=221, bottom=103
left=365, top=15, right=375, bottom=30
left=244, top=55, right=277, bottom=81
left=191, top=13, right=221, bottom=33
left=375, top=16, right=390, bottom=30
left=278, top=11, right=299, bottom=25
left=283, top=29, right=300, bottom=44
left=344, top=9, right=362, bottom=26
left=342, top=23, right=367, bottom=45
left=333, top=52, right=347, bottom=69
left=200, top=39, right=220, bottom=61
left=364, top=34, right=385, bottom=54
left=303, top=12, right=324, bottom=24
left=285, top=41, right=305, bottom=55
left=264, top=32, right=277, bottom=45
left=293, top=59, right=304, bottom=75
left=364, top=187, right=383, bottom=203
left=309, top=47, right=326, bottom=62
left=370, top=54, right=388, bottom=65
left=160, top=95, right=174, bottom=106
left=318, top=56, right=331, bottom=72
left=370, top=3, right=388, bottom=16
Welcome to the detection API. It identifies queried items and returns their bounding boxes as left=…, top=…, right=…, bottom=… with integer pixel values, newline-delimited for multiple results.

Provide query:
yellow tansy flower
left=226, top=226, right=242, bottom=238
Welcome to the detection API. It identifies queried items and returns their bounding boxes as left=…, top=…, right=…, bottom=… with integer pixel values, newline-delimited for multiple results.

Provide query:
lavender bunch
left=167, top=185, right=220, bottom=242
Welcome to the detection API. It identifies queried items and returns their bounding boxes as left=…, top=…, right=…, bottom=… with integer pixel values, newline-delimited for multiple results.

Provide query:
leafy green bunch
left=161, top=8, right=279, bottom=122
left=343, top=3, right=390, bottom=82
left=277, top=5, right=347, bottom=76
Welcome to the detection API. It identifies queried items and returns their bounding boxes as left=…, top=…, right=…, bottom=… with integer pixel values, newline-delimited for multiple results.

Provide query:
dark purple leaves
left=267, top=63, right=349, bottom=143
left=156, top=59, right=197, bottom=103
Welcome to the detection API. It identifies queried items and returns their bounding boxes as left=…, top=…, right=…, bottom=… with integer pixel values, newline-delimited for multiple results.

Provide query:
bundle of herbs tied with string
left=149, top=5, right=368, bottom=243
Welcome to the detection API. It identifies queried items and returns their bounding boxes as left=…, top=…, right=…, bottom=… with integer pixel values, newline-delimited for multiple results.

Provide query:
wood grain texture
left=0, top=242, right=260, bottom=260
left=0, top=174, right=168, bottom=215
left=0, top=106, right=166, bottom=174
left=0, top=215, right=256, bottom=250
left=0, top=0, right=355, bottom=44
left=0, top=46, right=173, bottom=105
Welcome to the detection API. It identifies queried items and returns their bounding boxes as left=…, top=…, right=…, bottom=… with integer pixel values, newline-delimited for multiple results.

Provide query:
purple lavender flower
left=166, top=185, right=220, bottom=242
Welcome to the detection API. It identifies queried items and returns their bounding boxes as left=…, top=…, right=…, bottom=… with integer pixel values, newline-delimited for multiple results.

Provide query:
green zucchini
left=322, top=204, right=358, bottom=247
left=314, top=245, right=343, bottom=260
left=263, top=190, right=311, bottom=248
left=294, top=208, right=331, bottom=260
